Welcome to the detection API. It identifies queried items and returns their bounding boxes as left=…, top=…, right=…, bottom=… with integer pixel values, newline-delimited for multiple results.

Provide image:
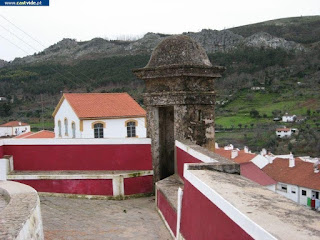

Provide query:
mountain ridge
left=9, top=15, right=319, bottom=66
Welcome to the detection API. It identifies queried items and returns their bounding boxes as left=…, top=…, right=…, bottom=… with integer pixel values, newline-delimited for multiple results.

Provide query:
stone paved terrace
left=40, top=195, right=172, bottom=240
left=0, top=194, right=7, bottom=211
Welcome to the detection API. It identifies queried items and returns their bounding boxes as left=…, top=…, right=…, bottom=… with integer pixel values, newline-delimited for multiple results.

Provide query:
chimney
left=231, top=149, right=238, bottom=159
left=215, top=142, right=219, bottom=149
left=289, top=152, right=295, bottom=168
left=224, top=144, right=234, bottom=150
left=260, top=148, right=267, bottom=156
left=314, top=159, right=319, bottom=173
left=244, top=146, right=249, bottom=153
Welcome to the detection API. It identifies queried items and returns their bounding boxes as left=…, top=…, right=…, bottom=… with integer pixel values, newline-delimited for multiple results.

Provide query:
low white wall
left=0, top=181, right=44, bottom=240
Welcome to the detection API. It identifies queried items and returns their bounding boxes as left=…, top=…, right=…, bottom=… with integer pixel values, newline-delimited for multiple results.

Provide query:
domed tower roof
left=146, top=35, right=212, bottom=68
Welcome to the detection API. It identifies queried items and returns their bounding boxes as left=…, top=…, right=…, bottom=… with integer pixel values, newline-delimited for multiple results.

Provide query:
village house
left=276, top=127, right=298, bottom=138
left=263, top=156, right=320, bottom=210
left=52, top=93, right=147, bottom=139
left=282, top=113, right=296, bottom=122
left=0, top=121, right=30, bottom=137
left=215, top=144, right=276, bottom=191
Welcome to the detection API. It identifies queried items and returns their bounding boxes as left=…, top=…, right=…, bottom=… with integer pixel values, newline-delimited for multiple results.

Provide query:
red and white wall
left=157, top=141, right=276, bottom=240
left=0, top=138, right=153, bottom=197
left=176, top=140, right=217, bottom=180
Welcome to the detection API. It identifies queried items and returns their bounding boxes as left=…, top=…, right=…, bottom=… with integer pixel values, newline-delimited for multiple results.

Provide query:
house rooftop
left=215, top=148, right=256, bottom=164
left=240, top=162, right=276, bottom=186
left=0, top=121, right=29, bottom=127
left=276, top=128, right=291, bottom=131
left=15, top=130, right=55, bottom=139
left=262, top=158, right=320, bottom=191
left=53, top=93, right=146, bottom=119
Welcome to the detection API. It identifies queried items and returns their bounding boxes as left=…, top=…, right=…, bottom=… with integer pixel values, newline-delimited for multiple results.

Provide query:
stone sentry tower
left=134, top=35, right=225, bottom=182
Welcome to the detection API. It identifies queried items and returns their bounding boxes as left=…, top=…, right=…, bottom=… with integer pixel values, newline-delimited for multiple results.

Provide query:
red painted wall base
left=157, top=189, right=177, bottom=236
left=14, top=179, right=113, bottom=196
left=176, top=147, right=202, bottom=180
left=180, top=179, right=253, bottom=240
left=124, top=175, right=153, bottom=195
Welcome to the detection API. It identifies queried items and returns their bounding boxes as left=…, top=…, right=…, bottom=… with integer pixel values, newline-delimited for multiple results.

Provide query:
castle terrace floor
left=40, top=195, right=171, bottom=240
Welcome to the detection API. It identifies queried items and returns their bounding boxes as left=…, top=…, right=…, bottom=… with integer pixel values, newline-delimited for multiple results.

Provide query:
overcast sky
left=0, top=0, right=319, bottom=61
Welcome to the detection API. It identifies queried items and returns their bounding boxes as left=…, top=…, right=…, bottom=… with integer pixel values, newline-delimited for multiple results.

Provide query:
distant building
left=276, top=127, right=294, bottom=138
left=251, top=86, right=265, bottom=91
left=0, top=121, right=30, bottom=137
left=282, top=113, right=296, bottom=122
left=52, top=93, right=147, bottom=139
left=263, top=156, right=320, bottom=209
left=0, top=97, right=7, bottom=102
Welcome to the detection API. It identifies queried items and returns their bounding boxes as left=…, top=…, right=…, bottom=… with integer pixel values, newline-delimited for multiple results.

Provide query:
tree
left=250, top=109, right=260, bottom=118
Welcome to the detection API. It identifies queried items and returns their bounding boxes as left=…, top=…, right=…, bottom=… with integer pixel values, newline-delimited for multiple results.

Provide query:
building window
left=301, top=190, right=307, bottom=196
left=126, top=121, right=136, bottom=137
left=58, top=120, right=62, bottom=137
left=278, top=184, right=287, bottom=192
left=64, top=118, right=68, bottom=136
left=72, top=122, right=76, bottom=138
left=94, top=123, right=104, bottom=138
left=291, top=187, right=296, bottom=194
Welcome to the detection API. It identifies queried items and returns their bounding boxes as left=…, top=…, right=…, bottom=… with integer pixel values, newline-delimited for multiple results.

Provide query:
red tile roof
left=14, top=132, right=33, bottom=138
left=276, top=128, right=291, bottom=132
left=215, top=149, right=256, bottom=164
left=53, top=93, right=146, bottom=119
left=0, top=121, right=29, bottom=127
left=241, top=162, right=276, bottom=186
left=262, top=158, right=320, bottom=191
left=15, top=130, right=55, bottom=139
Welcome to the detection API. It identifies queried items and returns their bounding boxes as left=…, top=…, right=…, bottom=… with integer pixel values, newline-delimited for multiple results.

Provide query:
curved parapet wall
left=0, top=181, right=44, bottom=240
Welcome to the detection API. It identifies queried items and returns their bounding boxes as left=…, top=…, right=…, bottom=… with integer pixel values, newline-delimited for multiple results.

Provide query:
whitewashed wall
left=54, top=99, right=80, bottom=138
left=0, top=126, right=30, bottom=137
left=81, top=117, right=146, bottom=138
left=276, top=130, right=292, bottom=138
left=275, top=182, right=319, bottom=206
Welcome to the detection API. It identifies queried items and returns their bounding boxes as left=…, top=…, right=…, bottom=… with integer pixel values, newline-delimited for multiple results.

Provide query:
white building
left=276, top=127, right=293, bottom=138
left=52, top=93, right=147, bottom=139
left=282, top=113, right=296, bottom=122
left=0, top=121, right=30, bottom=137
left=263, top=157, right=320, bottom=209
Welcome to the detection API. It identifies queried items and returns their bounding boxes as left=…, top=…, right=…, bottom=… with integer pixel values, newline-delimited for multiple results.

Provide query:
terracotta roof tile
left=26, top=130, right=55, bottom=138
left=55, top=93, right=146, bottom=119
left=0, top=121, right=29, bottom=127
left=241, top=162, right=276, bottom=186
left=14, top=132, right=33, bottom=138
left=15, top=130, right=55, bottom=138
left=262, top=158, right=320, bottom=191
left=276, top=128, right=291, bottom=132
left=215, top=149, right=256, bottom=164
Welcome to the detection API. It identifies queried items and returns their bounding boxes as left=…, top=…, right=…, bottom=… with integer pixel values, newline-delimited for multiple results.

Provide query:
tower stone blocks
left=134, top=35, right=224, bottom=182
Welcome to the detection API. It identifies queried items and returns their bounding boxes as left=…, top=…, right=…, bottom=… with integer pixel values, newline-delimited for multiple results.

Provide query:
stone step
left=156, top=174, right=184, bottom=211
